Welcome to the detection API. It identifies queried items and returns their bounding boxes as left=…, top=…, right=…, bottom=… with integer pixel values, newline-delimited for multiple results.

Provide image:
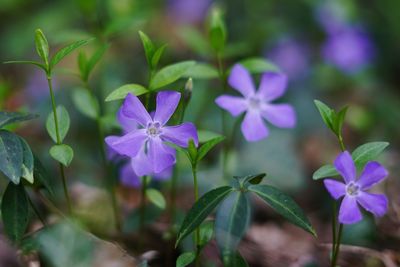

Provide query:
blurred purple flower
left=324, top=151, right=389, bottom=224
left=322, top=26, right=374, bottom=73
left=215, top=64, right=296, bottom=142
left=24, top=68, right=58, bottom=102
left=167, top=0, right=212, bottom=24
left=267, top=38, right=310, bottom=80
left=106, top=91, right=198, bottom=177
left=315, top=0, right=348, bottom=34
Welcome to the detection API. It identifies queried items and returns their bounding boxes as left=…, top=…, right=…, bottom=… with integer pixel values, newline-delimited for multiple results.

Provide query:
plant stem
left=331, top=201, right=337, bottom=251
left=139, top=175, right=149, bottom=232
left=331, top=223, right=343, bottom=267
left=191, top=165, right=201, bottom=266
left=46, top=77, right=72, bottom=214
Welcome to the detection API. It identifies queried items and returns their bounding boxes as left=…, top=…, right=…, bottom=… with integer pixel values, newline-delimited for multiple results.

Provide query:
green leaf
left=223, top=251, right=249, bottom=267
left=3, top=61, right=47, bottom=72
left=146, top=189, right=166, bottom=210
left=176, top=252, right=196, bottom=267
left=0, top=111, right=38, bottom=128
left=234, top=173, right=266, bottom=188
left=18, top=136, right=34, bottom=184
left=239, top=57, right=280, bottom=74
left=188, top=139, right=198, bottom=165
left=46, top=105, right=70, bottom=143
left=177, top=26, right=211, bottom=57
left=215, top=191, right=251, bottom=255
left=105, top=83, right=148, bottom=101
left=197, top=136, right=225, bottom=162
left=50, top=39, right=90, bottom=68
left=312, top=164, right=338, bottom=180
left=149, top=61, right=196, bottom=90
left=33, top=155, right=54, bottom=195
left=35, top=29, right=49, bottom=66
left=182, top=63, right=219, bottom=79
left=151, top=44, right=167, bottom=69
left=208, top=7, right=227, bottom=52
left=84, top=44, right=108, bottom=81
left=71, top=88, right=99, bottom=119
left=248, top=184, right=316, bottom=236
left=176, top=186, right=234, bottom=247
left=197, top=130, right=223, bottom=143
left=332, top=106, right=348, bottom=137
left=49, top=144, right=74, bottom=166
left=138, top=31, right=155, bottom=67
left=1, top=182, right=30, bottom=243
left=352, top=142, right=389, bottom=170
left=0, top=130, right=23, bottom=184
left=199, top=220, right=214, bottom=248
left=314, top=100, right=335, bottom=133
left=78, top=52, right=87, bottom=79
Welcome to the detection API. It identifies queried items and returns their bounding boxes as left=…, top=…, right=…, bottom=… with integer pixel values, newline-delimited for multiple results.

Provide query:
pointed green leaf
left=50, top=39, right=90, bottom=68
left=146, top=188, right=166, bottom=210
left=239, top=57, right=280, bottom=74
left=208, top=7, right=227, bottom=52
left=138, top=31, right=155, bottom=67
left=32, top=155, right=54, bottom=195
left=0, top=111, right=38, bottom=128
left=1, top=182, right=30, bottom=243
left=0, top=130, right=23, bottom=184
left=249, top=184, right=316, bottom=236
left=215, top=191, right=251, bottom=255
left=85, top=44, right=108, bottom=81
left=352, top=142, right=389, bottom=170
left=197, top=136, right=225, bottom=162
left=18, top=136, right=34, bottom=184
left=199, top=220, right=214, bottom=248
left=151, top=44, right=167, bottom=69
left=312, top=164, right=338, bottom=180
left=35, top=29, right=49, bottom=66
left=105, top=84, right=148, bottom=101
left=78, top=51, right=87, bottom=79
left=314, top=100, right=335, bottom=133
left=176, top=252, right=196, bottom=267
left=46, top=105, right=70, bottom=143
left=49, top=144, right=74, bottom=166
left=233, top=173, right=266, bottom=188
left=188, top=139, right=198, bottom=165
left=332, top=106, right=348, bottom=137
left=176, top=186, right=234, bottom=247
left=183, top=63, right=219, bottom=79
left=72, top=88, right=99, bottom=119
left=3, top=61, right=47, bottom=72
left=149, top=61, right=196, bottom=90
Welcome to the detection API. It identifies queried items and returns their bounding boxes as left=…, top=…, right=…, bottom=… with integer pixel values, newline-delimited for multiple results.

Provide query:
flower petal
left=357, top=192, right=388, bottom=217
left=105, top=129, right=147, bottom=157
left=154, top=91, right=181, bottom=125
left=241, top=111, right=269, bottom=142
left=334, top=151, right=356, bottom=183
left=257, top=72, right=288, bottom=101
left=215, top=95, right=247, bottom=117
left=339, top=196, right=362, bottom=224
left=162, top=122, right=198, bottom=147
left=120, top=162, right=141, bottom=188
left=228, top=64, right=256, bottom=97
left=149, top=138, right=176, bottom=173
left=260, top=103, right=296, bottom=128
left=132, top=143, right=153, bottom=177
left=122, top=93, right=152, bottom=127
left=154, top=166, right=173, bottom=181
left=324, top=179, right=346, bottom=200
left=357, top=161, right=388, bottom=190
left=117, top=107, right=138, bottom=133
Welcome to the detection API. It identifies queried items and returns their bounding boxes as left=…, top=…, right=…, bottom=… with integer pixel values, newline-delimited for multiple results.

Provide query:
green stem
left=331, top=223, right=343, bottom=267
left=331, top=201, right=337, bottom=251
left=46, top=77, right=72, bottom=214
left=139, top=175, right=149, bottom=232
left=191, top=165, right=201, bottom=266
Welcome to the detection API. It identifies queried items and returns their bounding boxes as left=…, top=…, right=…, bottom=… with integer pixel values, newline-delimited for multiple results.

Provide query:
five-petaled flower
left=106, top=91, right=198, bottom=177
left=324, top=151, right=389, bottom=224
left=215, top=64, right=296, bottom=142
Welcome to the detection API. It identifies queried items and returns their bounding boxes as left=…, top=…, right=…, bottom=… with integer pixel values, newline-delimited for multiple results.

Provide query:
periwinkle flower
left=106, top=91, right=198, bottom=177
left=215, top=64, right=296, bottom=142
left=324, top=151, right=389, bottom=224
left=322, top=26, right=374, bottom=73
left=167, top=0, right=212, bottom=24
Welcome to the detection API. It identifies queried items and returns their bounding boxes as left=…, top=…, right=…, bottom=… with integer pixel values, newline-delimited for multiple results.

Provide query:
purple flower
left=167, top=0, right=212, bottom=24
left=106, top=91, right=198, bottom=176
left=322, top=26, right=374, bottom=73
left=215, top=64, right=296, bottom=142
left=267, top=38, right=310, bottom=80
left=324, top=151, right=389, bottom=224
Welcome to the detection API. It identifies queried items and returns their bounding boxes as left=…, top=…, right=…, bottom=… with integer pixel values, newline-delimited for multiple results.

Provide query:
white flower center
left=247, top=96, right=262, bottom=110
left=346, top=182, right=360, bottom=197
left=146, top=122, right=162, bottom=137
